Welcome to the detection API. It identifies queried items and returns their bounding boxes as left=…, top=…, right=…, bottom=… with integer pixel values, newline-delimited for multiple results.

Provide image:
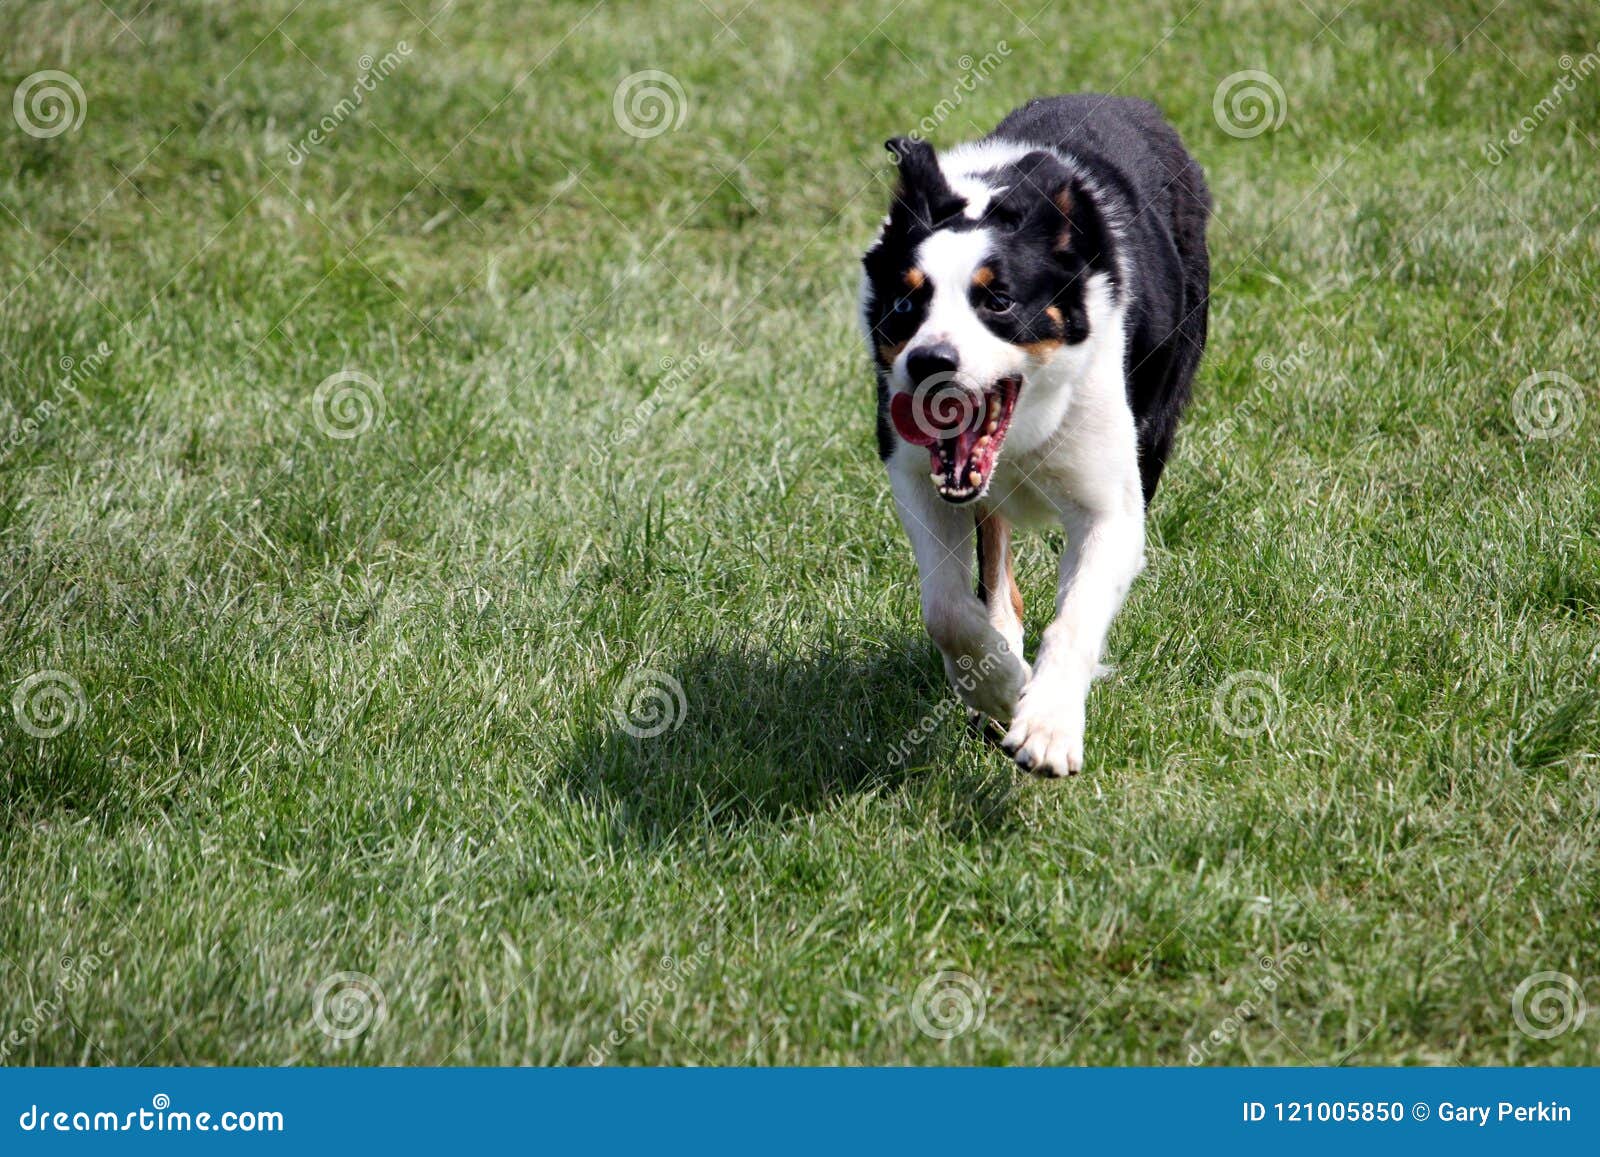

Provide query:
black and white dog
left=861, top=94, right=1210, bottom=777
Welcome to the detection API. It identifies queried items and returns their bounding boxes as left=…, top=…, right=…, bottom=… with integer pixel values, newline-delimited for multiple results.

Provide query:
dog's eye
left=892, top=296, right=915, bottom=314
left=985, top=290, right=1014, bottom=312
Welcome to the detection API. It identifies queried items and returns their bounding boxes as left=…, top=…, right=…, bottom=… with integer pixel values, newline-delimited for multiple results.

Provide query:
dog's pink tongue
left=890, top=390, right=965, bottom=447
left=889, top=393, right=935, bottom=446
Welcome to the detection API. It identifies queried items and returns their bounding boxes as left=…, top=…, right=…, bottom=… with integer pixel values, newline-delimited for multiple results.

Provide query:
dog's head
left=861, top=137, right=1119, bottom=503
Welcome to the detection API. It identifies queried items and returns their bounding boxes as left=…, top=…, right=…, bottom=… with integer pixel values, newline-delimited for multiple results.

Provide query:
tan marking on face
left=1016, top=306, right=1065, bottom=360
left=903, top=267, right=925, bottom=290
left=877, top=340, right=907, bottom=366
left=971, top=265, right=995, bottom=288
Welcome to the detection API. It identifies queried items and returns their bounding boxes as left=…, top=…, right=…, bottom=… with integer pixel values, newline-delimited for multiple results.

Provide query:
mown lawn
left=2, top=0, right=1598, bottom=1065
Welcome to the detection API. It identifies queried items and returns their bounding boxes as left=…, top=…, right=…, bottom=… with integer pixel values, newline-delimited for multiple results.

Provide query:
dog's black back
left=989, top=96, right=1211, bottom=501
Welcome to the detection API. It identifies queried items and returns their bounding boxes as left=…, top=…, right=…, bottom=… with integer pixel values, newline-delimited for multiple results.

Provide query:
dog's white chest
left=984, top=457, right=1068, bottom=529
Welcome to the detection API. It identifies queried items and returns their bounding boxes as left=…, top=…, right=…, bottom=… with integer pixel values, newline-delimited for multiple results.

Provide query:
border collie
left=860, top=94, right=1210, bottom=776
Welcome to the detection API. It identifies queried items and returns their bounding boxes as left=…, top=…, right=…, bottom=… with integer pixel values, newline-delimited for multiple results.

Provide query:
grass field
left=2, top=0, right=1599, bottom=1066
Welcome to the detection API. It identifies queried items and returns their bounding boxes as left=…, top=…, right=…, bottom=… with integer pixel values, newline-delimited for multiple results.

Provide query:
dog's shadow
left=557, top=639, right=1023, bottom=850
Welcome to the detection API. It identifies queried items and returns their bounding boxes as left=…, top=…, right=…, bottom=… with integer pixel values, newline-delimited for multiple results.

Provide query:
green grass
left=2, top=0, right=1599, bottom=1066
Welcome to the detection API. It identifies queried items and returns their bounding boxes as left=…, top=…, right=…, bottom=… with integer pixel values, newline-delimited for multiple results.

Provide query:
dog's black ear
left=884, top=136, right=964, bottom=231
left=986, top=151, right=1112, bottom=272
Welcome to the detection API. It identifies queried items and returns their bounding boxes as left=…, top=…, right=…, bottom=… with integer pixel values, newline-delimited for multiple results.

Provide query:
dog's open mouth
left=890, top=376, right=1021, bottom=504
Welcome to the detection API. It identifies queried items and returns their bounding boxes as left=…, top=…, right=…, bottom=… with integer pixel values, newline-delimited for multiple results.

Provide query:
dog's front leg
left=1002, top=503, right=1145, bottom=776
left=890, top=466, right=1030, bottom=724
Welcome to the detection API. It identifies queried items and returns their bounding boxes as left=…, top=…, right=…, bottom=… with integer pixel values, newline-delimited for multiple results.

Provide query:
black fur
left=862, top=95, right=1211, bottom=501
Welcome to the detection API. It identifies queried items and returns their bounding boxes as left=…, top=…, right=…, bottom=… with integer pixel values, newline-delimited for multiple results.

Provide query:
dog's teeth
left=976, top=435, right=990, bottom=449
left=930, top=472, right=942, bottom=484
left=986, top=420, right=998, bottom=435
left=968, top=471, right=982, bottom=487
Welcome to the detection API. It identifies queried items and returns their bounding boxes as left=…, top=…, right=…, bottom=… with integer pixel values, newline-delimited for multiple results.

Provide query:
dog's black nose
left=906, top=343, right=959, bottom=386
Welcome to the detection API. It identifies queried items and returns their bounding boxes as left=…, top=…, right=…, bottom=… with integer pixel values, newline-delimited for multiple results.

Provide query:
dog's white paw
left=1000, top=683, right=1085, bottom=777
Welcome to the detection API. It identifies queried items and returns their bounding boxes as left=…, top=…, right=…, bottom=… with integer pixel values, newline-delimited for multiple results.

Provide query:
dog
left=860, top=94, right=1210, bottom=776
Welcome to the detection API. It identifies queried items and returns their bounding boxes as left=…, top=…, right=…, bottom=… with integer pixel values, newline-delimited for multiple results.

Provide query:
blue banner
left=2, top=1068, right=1596, bottom=1153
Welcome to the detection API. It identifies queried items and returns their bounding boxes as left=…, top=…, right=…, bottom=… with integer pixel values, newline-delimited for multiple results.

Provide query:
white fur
left=938, top=138, right=1034, bottom=182
left=880, top=154, right=1145, bottom=777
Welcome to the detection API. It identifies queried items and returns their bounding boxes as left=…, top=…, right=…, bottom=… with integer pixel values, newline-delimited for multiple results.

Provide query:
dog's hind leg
left=968, top=511, right=1027, bottom=743
left=975, top=511, right=1025, bottom=661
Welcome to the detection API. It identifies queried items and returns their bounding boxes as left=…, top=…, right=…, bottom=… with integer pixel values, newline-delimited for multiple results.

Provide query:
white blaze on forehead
left=915, top=227, right=994, bottom=307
